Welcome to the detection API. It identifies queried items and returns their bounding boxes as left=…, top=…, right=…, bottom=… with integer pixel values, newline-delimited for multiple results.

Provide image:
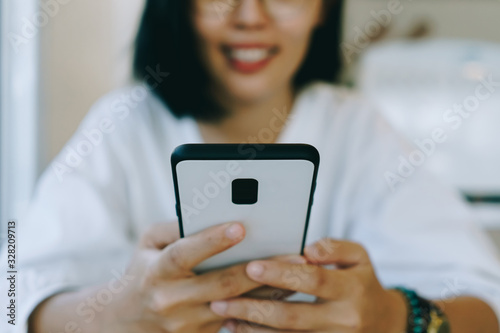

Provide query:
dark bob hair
left=134, top=0, right=344, bottom=122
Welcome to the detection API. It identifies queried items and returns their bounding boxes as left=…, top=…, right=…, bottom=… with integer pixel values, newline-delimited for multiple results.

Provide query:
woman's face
left=191, top=0, right=323, bottom=105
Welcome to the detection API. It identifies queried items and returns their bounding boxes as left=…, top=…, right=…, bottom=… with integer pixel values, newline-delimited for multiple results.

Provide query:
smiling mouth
left=222, top=45, right=279, bottom=74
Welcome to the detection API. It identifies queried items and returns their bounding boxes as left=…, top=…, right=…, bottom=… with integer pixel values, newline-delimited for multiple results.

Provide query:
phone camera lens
left=231, top=178, right=258, bottom=205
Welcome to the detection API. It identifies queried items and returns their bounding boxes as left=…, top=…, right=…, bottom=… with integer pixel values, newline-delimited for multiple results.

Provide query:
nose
left=231, top=0, right=269, bottom=30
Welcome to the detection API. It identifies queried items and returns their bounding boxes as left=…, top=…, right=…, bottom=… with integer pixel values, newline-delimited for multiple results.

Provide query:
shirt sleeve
left=339, top=104, right=500, bottom=325
left=0, top=97, right=136, bottom=333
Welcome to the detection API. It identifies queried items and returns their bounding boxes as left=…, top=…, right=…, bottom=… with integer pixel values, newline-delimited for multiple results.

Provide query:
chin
left=227, top=86, right=273, bottom=105
left=222, top=75, right=279, bottom=105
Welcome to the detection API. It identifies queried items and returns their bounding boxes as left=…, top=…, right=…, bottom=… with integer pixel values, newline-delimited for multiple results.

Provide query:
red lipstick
left=222, top=44, right=278, bottom=74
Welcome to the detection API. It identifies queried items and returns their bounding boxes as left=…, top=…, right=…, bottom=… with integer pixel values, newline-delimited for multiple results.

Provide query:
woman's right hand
left=30, top=221, right=263, bottom=333
left=103, top=221, right=263, bottom=333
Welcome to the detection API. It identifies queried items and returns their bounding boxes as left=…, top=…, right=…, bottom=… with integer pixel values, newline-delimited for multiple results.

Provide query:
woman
left=17, top=0, right=500, bottom=332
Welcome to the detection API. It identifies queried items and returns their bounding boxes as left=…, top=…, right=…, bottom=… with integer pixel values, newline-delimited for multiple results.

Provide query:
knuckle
left=339, top=301, right=369, bottom=332
left=141, top=270, right=156, bottom=289
left=351, top=242, right=369, bottom=262
left=149, top=291, right=174, bottom=314
left=310, top=269, right=327, bottom=291
left=166, top=243, right=188, bottom=271
left=218, top=268, right=242, bottom=296
left=358, top=248, right=369, bottom=261
left=345, top=311, right=364, bottom=331
left=279, top=309, right=300, bottom=328
left=235, top=322, right=255, bottom=333
left=141, top=263, right=161, bottom=289
left=344, top=310, right=369, bottom=332
left=317, top=238, right=337, bottom=256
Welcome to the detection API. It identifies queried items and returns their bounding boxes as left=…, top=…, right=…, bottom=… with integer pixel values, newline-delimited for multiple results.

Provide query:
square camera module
left=231, top=178, right=258, bottom=205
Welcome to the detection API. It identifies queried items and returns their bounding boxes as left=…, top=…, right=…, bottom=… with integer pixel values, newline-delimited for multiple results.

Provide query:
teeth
left=230, top=48, right=270, bottom=63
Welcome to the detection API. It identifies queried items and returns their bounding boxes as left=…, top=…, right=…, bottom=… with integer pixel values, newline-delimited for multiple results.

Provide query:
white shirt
left=5, top=82, right=500, bottom=333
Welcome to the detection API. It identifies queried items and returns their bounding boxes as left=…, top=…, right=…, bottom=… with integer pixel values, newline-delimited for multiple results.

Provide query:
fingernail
left=247, top=262, right=264, bottom=277
left=211, top=301, right=228, bottom=315
left=226, top=224, right=243, bottom=240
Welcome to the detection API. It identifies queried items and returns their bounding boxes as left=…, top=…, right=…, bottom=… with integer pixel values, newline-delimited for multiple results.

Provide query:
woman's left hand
left=210, top=239, right=408, bottom=333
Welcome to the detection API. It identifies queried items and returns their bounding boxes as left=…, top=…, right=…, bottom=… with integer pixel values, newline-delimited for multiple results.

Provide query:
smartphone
left=171, top=144, right=320, bottom=273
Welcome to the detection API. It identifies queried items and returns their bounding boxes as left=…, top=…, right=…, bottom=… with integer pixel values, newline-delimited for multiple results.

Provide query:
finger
left=178, top=263, right=262, bottom=303
left=154, top=304, right=222, bottom=331
left=139, top=222, right=180, bottom=249
left=304, top=239, right=370, bottom=267
left=210, top=298, right=325, bottom=331
left=230, top=320, right=350, bottom=333
left=242, top=256, right=304, bottom=300
left=171, top=303, right=220, bottom=323
left=225, top=320, right=290, bottom=333
left=152, top=222, right=245, bottom=277
left=245, top=261, right=350, bottom=299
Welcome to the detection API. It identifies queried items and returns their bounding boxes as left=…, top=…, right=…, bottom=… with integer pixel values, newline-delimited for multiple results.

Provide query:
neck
left=198, top=85, right=294, bottom=144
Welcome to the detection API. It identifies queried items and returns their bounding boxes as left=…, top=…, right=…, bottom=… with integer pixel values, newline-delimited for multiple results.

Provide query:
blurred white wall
left=41, top=0, right=143, bottom=164
left=344, top=1, right=500, bottom=44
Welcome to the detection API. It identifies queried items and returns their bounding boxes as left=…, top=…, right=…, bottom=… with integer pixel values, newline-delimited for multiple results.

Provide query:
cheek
left=281, top=22, right=315, bottom=49
left=275, top=4, right=322, bottom=67
left=192, top=17, right=227, bottom=65
left=276, top=21, right=317, bottom=70
left=278, top=0, right=321, bottom=54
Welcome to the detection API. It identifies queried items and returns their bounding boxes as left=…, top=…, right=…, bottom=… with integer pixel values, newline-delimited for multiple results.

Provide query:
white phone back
left=175, top=158, right=316, bottom=273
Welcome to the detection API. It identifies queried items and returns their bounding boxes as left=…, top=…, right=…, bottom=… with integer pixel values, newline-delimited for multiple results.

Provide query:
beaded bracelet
left=394, top=287, right=443, bottom=333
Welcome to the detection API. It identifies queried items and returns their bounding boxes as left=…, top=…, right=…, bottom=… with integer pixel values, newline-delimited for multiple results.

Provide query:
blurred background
left=1, top=0, right=500, bottom=248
